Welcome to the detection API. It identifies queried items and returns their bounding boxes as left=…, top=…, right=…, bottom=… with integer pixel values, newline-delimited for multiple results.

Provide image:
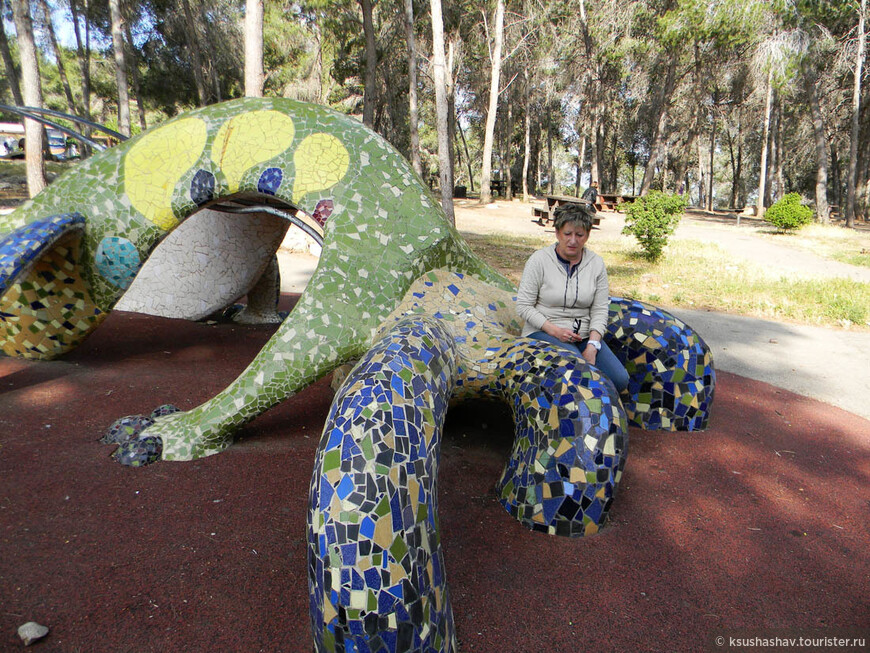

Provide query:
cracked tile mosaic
left=605, top=298, right=715, bottom=431
left=307, top=270, right=633, bottom=650
left=308, top=317, right=459, bottom=652
left=2, top=98, right=716, bottom=652
left=115, top=208, right=288, bottom=320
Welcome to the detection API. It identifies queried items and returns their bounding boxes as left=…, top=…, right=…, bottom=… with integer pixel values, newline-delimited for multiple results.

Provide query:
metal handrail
left=0, top=104, right=127, bottom=151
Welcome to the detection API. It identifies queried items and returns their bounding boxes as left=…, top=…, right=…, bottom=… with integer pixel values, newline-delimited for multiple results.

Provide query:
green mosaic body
left=1, top=98, right=510, bottom=458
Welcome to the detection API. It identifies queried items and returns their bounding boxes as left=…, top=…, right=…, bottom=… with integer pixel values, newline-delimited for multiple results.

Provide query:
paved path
left=669, top=308, right=870, bottom=421
left=672, top=213, right=870, bottom=283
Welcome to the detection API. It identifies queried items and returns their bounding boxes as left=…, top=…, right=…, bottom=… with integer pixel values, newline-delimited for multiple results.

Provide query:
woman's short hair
left=553, top=202, right=595, bottom=233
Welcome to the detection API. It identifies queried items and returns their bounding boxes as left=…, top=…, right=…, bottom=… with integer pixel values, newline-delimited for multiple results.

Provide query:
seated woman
left=516, top=202, right=629, bottom=393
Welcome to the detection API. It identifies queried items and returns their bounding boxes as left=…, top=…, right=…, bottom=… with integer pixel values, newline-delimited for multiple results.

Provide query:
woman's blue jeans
left=526, top=330, right=630, bottom=393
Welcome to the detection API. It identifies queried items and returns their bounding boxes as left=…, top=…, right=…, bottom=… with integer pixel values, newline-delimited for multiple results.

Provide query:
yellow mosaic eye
left=124, top=117, right=208, bottom=230
left=292, top=133, right=350, bottom=203
left=211, top=110, right=296, bottom=192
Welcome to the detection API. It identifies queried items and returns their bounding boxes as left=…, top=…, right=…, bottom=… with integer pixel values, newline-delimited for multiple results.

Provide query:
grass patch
left=757, top=223, right=870, bottom=269
left=464, top=232, right=870, bottom=330
left=461, top=232, right=550, bottom=285
left=832, top=250, right=870, bottom=267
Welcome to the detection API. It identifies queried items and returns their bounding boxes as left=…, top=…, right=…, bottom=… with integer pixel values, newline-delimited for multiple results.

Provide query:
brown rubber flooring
left=1, top=297, right=868, bottom=652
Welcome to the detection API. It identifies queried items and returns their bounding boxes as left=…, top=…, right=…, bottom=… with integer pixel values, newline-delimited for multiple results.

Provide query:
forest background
left=2, top=0, right=869, bottom=229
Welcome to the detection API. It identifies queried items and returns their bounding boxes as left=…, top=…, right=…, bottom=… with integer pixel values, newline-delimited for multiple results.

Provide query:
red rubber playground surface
left=1, top=296, right=868, bottom=652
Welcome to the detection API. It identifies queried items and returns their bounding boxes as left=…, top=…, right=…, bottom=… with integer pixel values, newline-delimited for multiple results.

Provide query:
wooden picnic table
left=533, top=194, right=601, bottom=227
left=597, top=193, right=638, bottom=211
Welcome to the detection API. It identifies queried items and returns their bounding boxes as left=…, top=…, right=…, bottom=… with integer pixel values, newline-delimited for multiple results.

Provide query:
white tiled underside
left=116, top=208, right=289, bottom=319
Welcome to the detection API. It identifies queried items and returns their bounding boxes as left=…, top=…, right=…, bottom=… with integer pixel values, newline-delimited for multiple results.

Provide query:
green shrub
left=764, top=193, right=813, bottom=231
left=622, top=191, right=688, bottom=261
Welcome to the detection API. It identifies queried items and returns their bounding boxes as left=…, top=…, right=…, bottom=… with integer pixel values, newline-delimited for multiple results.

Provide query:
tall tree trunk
left=479, top=0, right=504, bottom=205
left=697, top=129, right=707, bottom=208
left=505, top=88, right=513, bottom=201
left=446, top=36, right=456, bottom=192
left=180, top=0, right=207, bottom=106
left=69, top=0, right=91, bottom=121
left=0, top=0, right=24, bottom=105
left=706, top=109, right=715, bottom=211
left=11, top=0, right=46, bottom=195
left=522, top=69, right=531, bottom=202
left=831, top=144, right=842, bottom=211
left=360, top=0, right=377, bottom=128
left=575, top=161, right=581, bottom=197
left=458, top=121, right=474, bottom=192
left=640, top=53, right=678, bottom=195
left=589, top=108, right=600, bottom=188
left=756, top=68, right=773, bottom=217
left=245, top=0, right=264, bottom=97
left=596, top=123, right=606, bottom=189
left=674, top=119, right=698, bottom=198
left=429, top=0, right=454, bottom=223
left=728, top=115, right=743, bottom=209
left=774, top=105, right=784, bottom=202
left=38, top=0, right=77, bottom=115
left=122, top=12, right=146, bottom=131
left=846, top=0, right=866, bottom=228
left=578, top=0, right=601, bottom=190
left=575, top=134, right=586, bottom=197
left=108, top=0, right=131, bottom=135
left=546, top=110, right=553, bottom=194
left=736, top=137, right=745, bottom=207
left=765, top=101, right=777, bottom=206
left=403, top=0, right=422, bottom=176
left=661, top=141, right=669, bottom=192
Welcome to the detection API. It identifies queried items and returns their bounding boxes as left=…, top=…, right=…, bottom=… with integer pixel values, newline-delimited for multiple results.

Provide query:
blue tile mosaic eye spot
left=189, top=169, right=215, bottom=205
left=257, top=167, right=283, bottom=195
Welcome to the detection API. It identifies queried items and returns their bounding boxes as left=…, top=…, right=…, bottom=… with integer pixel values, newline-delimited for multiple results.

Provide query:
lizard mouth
left=114, top=192, right=325, bottom=322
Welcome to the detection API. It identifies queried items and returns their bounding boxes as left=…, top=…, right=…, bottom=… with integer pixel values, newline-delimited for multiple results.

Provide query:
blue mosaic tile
left=95, top=237, right=141, bottom=289
left=0, top=213, right=85, bottom=295
left=257, top=167, right=283, bottom=195
left=189, top=169, right=215, bottom=205
left=605, top=298, right=715, bottom=431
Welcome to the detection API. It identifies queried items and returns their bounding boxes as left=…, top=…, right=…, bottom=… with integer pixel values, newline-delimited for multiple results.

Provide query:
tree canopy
left=2, top=0, right=868, bottom=224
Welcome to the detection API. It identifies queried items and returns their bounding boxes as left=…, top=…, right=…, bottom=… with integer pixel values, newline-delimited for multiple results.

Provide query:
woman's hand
left=582, top=343, right=598, bottom=365
left=543, top=321, right=583, bottom=344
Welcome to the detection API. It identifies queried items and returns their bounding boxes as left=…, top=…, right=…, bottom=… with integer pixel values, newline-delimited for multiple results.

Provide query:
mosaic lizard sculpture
left=0, top=98, right=714, bottom=652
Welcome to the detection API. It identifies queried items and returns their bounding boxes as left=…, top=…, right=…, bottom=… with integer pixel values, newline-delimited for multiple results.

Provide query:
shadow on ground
left=1, top=297, right=867, bottom=652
